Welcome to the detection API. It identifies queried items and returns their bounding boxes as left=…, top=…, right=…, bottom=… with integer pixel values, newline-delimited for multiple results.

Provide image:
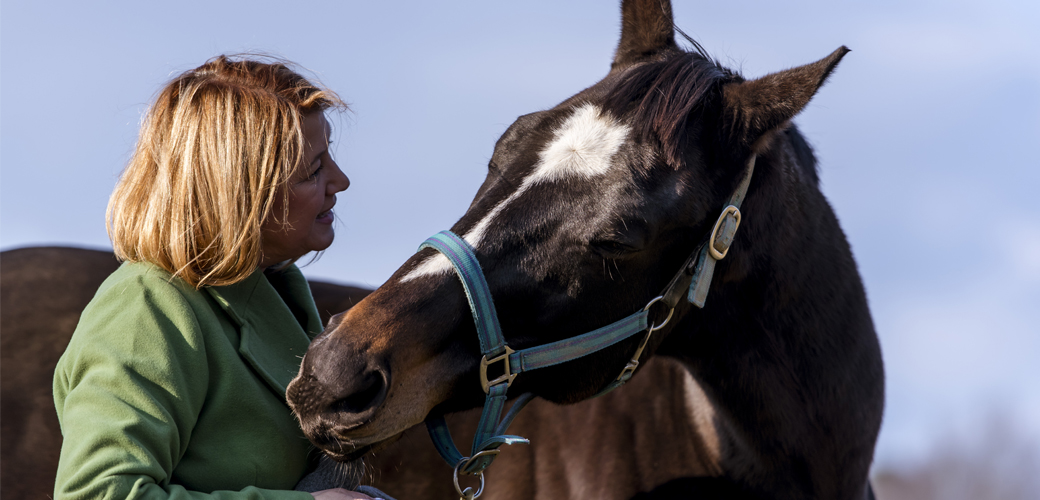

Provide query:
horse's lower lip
left=324, top=444, right=372, bottom=463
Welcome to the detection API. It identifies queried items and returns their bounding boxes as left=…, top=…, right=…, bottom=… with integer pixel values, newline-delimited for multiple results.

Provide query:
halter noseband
left=420, top=155, right=756, bottom=499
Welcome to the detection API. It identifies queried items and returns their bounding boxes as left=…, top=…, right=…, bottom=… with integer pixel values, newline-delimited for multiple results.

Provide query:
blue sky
left=3, top=0, right=1038, bottom=470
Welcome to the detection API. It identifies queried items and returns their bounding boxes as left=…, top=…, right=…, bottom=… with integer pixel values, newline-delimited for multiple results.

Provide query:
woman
left=53, top=56, right=378, bottom=500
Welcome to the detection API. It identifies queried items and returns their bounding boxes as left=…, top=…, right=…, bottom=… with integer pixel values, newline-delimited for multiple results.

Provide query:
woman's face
left=260, top=112, right=350, bottom=268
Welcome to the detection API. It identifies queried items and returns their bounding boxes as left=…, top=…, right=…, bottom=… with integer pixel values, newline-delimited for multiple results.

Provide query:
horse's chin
left=320, top=432, right=404, bottom=464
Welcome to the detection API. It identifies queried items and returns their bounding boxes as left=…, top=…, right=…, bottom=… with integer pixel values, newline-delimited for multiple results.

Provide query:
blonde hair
left=107, top=55, right=345, bottom=288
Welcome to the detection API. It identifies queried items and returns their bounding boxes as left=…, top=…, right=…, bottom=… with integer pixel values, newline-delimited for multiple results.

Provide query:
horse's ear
left=612, top=0, right=678, bottom=71
left=721, top=46, right=849, bottom=153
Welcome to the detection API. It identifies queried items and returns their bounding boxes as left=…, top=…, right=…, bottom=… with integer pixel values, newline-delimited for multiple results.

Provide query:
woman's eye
left=308, top=164, right=324, bottom=180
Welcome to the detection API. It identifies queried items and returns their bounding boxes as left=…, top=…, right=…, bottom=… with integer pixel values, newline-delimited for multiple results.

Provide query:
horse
left=1, top=247, right=712, bottom=499
left=287, top=1, right=885, bottom=499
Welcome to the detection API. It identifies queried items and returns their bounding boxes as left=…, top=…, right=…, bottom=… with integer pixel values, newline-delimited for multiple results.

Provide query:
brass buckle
left=458, top=449, right=501, bottom=475
left=708, top=205, right=741, bottom=260
left=480, top=346, right=517, bottom=394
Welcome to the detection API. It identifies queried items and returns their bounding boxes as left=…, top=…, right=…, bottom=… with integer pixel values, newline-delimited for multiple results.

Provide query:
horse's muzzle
left=287, top=328, right=390, bottom=447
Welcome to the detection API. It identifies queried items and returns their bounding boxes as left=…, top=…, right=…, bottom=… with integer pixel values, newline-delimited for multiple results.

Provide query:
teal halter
left=420, top=155, right=756, bottom=498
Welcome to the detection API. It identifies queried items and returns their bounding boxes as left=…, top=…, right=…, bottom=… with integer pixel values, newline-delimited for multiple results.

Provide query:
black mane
left=603, top=51, right=822, bottom=187
left=603, top=52, right=731, bottom=168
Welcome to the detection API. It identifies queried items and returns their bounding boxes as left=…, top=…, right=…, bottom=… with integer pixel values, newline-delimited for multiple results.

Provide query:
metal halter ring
left=642, top=296, right=675, bottom=332
left=453, top=460, right=486, bottom=499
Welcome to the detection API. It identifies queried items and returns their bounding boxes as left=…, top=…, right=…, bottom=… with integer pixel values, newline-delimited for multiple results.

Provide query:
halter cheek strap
left=686, top=154, right=756, bottom=307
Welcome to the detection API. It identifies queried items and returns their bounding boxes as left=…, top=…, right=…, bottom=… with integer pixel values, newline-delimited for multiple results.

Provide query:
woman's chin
left=309, top=228, right=336, bottom=253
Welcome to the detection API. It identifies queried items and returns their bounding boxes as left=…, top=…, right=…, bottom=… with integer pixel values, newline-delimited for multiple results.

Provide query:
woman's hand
left=312, top=488, right=379, bottom=500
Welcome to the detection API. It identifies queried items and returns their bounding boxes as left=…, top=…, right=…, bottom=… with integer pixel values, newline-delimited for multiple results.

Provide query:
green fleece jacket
left=54, top=261, right=322, bottom=500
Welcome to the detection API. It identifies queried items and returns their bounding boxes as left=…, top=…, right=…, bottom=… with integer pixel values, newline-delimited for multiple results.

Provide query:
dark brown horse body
left=1, top=248, right=122, bottom=500
left=288, top=1, right=884, bottom=499
left=2, top=247, right=711, bottom=499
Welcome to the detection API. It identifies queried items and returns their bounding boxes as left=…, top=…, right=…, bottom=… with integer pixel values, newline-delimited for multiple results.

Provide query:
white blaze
left=402, top=104, right=629, bottom=282
left=529, top=103, right=631, bottom=183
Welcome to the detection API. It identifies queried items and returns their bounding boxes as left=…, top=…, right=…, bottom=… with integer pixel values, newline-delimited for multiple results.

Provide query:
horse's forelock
left=602, top=52, right=730, bottom=169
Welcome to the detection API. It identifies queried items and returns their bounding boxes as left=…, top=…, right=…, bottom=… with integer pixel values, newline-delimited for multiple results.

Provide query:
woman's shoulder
left=90, top=261, right=218, bottom=315
left=66, top=261, right=219, bottom=357
left=99, top=260, right=191, bottom=293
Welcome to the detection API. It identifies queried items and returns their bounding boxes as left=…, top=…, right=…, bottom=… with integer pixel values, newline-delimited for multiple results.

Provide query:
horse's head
left=287, top=0, right=847, bottom=459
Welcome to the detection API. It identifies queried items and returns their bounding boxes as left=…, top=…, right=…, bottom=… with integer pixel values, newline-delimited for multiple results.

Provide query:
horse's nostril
left=330, top=371, right=386, bottom=416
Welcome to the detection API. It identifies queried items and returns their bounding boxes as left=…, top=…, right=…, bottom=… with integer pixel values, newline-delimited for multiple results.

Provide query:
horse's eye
left=591, top=239, right=638, bottom=257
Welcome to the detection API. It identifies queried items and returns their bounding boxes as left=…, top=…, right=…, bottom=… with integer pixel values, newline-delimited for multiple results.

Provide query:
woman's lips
left=316, top=209, right=334, bottom=224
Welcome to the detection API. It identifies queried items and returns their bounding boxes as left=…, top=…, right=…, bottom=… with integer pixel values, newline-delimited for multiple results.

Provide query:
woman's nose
left=328, top=160, right=350, bottom=193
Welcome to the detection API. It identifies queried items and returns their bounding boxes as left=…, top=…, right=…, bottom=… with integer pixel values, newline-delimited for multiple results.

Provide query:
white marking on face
left=530, top=103, right=631, bottom=183
left=401, top=104, right=629, bottom=282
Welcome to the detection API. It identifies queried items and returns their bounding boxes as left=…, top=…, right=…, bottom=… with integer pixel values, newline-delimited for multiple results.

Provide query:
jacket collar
left=205, top=265, right=322, bottom=400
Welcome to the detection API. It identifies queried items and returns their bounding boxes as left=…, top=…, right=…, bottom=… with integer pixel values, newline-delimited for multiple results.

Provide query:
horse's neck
left=658, top=134, right=878, bottom=413
left=655, top=140, right=883, bottom=497
left=666, top=139, right=870, bottom=355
